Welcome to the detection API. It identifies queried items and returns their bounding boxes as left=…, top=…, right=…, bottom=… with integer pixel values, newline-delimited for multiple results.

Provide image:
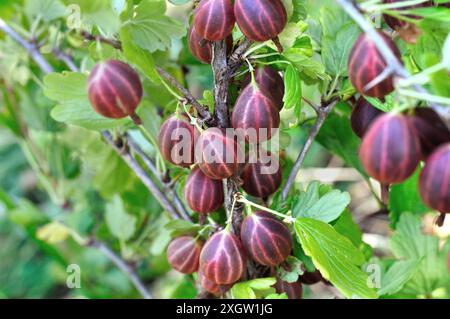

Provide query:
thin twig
left=335, top=0, right=450, bottom=126
left=282, top=100, right=338, bottom=200
left=80, top=30, right=122, bottom=50
left=52, top=48, right=78, bottom=72
left=227, top=38, right=253, bottom=79
left=90, top=240, right=152, bottom=299
left=127, top=136, right=191, bottom=221
left=156, top=67, right=215, bottom=125
left=102, top=131, right=182, bottom=220
left=0, top=18, right=54, bottom=73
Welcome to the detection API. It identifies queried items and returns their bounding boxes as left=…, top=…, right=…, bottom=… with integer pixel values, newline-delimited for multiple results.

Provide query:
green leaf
left=93, top=148, right=134, bottom=198
left=333, top=210, right=365, bottom=250
left=283, top=64, right=302, bottom=110
left=164, top=219, right=202, bottom=238
left=119, top=27, right=160, bottom=83
left=105, top=196, right=137, bottom=241
left=276, top=256, right=304, bottom=283
left=36, top=222, right=71, bottom=244
left=321, top=14, right=359, bottom=77
left=25, top=0, right=66, bottom=22
left=122, top=0, right=186, bottom=53
left=43, top=72, right=129, bottom=130
left=378, top=260, right=420, bottom=296
left=389, top=168, right=428, bottom=228
left=295, top=218, right=377, bottom=299
left=292, top=181, right=351, bottom=223
left=390, top=213, right=448, bottom=295
left=365, top=96, right=394, bottom=112
left=316, top=102, right=367, bottom=176
left=231, top=278, right=277, bottom=299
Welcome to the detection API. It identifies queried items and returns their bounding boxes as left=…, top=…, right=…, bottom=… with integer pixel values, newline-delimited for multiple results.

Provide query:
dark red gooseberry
left=241, top=155, right=282, bottom=199
left=88, top=60, right=143, bottom=122
left=232, top=85, right=280, bottom=143
left=167, top=236, right=203, bottom=274
left=410, top=108, right=450, bottom=160
left=194, top=0, right=235, bottom=41
left=188, top=25, right=233, bottom=64
left=185, top=166, right=224, bottom=214
left=274, top=279, right=303, bottom=299
left=359, top=113, right=421, bottom=184
left=199, top=230, right=247, bottom=285
left=241, top=211, right=292, bottom=266
left=351, top=97, right=384, bottom=138
left=299, top=270, right=324, bottom=285
left=198, top=268, right=230, bottom=295
left=196, top=128, right=244, bottom=180
left=348, top=31, right=402, bottom=98
left=382, top=0, right=433, bottom=30
left=242, top=66, right=285, bottom=111
left=158, top=114, right=195, bottom=168
left=234, top=0, right=287, bottom=42
left=419, top=144, right=450, bottom=218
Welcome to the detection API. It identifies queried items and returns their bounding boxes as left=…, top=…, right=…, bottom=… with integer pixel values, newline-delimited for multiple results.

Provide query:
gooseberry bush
left=0, top=0, right=449, bottom=299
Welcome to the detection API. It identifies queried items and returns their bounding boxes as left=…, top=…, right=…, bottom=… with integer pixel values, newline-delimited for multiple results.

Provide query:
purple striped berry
left=241, top=211, right=292, bottom=266
left=410, top=108, right=450, bottom=160
left=198, top=268, right=230, bottom=295
left=241, top=155, right=282, bottom=199
left=232, top=85, right=280, bottom=143
left=196, top=128, right=244, bottom=180
left=360, top=113, right=421, bottom=184
left=194, top=0, right=235, bottom=41
left=88, top=60, right=143, bottom=122
left=348, top=31, right=402, bottom=98
left=185, top=166, right=224, bottom=214
left=351, top=97, right=384, bottom=138
left=167, top=236, right=203, bottom=274
left=234, top=0, right=287, bottom=42
left=159, top=114, right=195, bottom=168
left=242, top=66, right=285, bottom=110
left=382, top=0, right=432, bottom=30
left=419, top=144, right=450, bottom=216
left=188, top=25, right=233, bottom=64
left=274, top=279, right=303, bottom=299
left=200, top=230, right=247, bottom=285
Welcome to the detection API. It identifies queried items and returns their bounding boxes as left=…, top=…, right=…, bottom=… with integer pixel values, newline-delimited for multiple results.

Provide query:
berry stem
left=436, top=212, right=446, bottom=227
left=237, top=195, right=293, bottom=223
left=381, top=183, right=390, bottom=205
left=130, top=113, right=143, bottom=125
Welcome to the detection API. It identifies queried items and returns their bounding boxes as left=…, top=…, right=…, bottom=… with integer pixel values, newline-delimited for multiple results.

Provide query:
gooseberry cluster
left=347, top=14, right=450, bottom=223
left=84, top=0, right=450, bottom=299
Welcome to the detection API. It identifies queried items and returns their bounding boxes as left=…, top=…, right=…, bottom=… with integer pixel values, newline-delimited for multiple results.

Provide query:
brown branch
left=282, top=100, right=338, bottom=200
left=127, top=136, right=191, bottom=221
left=90, top=239, right=152, bottom=299
left=102, top=131, right=183, bottom=221
left=211, top=40, right=246, bottom=234
left=212, top=40, right=231, bottom=128
left=80, top=30, right=122, bottom=50
left=336, top=0, right=450, bottom=126
left=0, top=18, right=54, bottom=73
